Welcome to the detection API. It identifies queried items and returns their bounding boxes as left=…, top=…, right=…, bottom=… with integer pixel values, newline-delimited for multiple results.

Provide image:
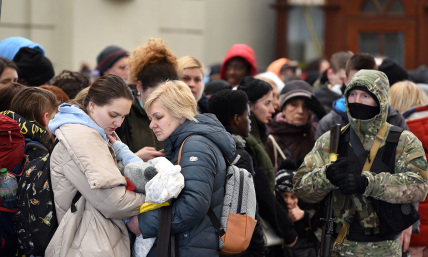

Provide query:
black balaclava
left=347, top=86, right=380, bottom=120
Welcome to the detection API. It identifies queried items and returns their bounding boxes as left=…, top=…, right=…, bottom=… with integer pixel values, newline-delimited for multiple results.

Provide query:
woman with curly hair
left=116, top=38, right=178, bottom=161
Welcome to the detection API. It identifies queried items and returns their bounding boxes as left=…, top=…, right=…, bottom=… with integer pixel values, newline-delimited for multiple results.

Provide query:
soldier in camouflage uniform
left=293, top=70, right=428, bottom=256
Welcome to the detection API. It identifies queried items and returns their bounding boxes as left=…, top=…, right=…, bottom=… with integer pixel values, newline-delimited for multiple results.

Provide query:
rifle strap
left=333, top=122, right=388, bottom=248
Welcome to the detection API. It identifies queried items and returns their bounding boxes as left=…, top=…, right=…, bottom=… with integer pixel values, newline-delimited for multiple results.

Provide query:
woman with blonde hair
left=116, top=38, right=177, bottom=161
left=389, top=80, right=428, bottom=257
left=389, top=80, right=428, bottom=114
left=127, top=80, right=235, bottom=257
left=177, top=56, right=209, bottom=113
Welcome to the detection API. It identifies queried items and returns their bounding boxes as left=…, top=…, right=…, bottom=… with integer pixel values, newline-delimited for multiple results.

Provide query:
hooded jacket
left=294, top=69, right=428, bottom=217
left=220, top=44, right=257, bottom=80
left=314, top=97, right=408, bottom=139
left=138, top=114, right=235, bottom=257
left=45, top=104, right=145, bottom=257
left=402, top=105, right=428, bottom=246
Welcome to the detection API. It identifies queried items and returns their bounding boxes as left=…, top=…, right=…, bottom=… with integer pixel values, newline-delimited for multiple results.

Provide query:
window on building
left=361, top=0, right=404, bottom=14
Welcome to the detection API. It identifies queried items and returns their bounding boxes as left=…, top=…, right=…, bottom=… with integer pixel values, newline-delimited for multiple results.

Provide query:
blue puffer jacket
left=138, top=113, right=236, bottom=257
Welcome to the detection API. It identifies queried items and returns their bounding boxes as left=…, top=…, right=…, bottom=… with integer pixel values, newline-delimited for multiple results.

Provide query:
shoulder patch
left=189, top=156, right=198, bottom=162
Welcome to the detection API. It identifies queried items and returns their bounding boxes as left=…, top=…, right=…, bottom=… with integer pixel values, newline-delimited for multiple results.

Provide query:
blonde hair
left=254, top=75, right=277, bottom=90
left=389, top=80, right=428, bottom=113
left=145, top=80, right=198, bottom=122
left=177, top=56, right=204, bottom=77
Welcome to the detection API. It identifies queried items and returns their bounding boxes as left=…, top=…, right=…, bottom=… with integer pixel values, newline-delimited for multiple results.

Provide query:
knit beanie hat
left=237, top=76, right=272, bottom=103
left=13, top=47, right=55, bottom=86
left=279, top=80, right=313, bottom=111
left=96, top=45, right=129, bottom=76
left=378, top=59, right=409, bottom=87
left=0, top=36, right=44, bottom=61
left=275, top=169, right=296, bottom=193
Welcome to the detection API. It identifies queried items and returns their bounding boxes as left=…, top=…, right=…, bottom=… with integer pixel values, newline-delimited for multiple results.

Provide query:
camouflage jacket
left=293, top=70, right=428, bottom=227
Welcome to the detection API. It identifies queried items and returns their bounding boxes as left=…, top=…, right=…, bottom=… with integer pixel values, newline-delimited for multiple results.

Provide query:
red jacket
left=405, top=105, right=428, bottom=246
left=220, top=44, right=257, bottom=80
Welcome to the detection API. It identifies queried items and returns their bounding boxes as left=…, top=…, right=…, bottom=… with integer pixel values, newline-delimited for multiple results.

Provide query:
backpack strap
left=208, top=208, right=226, bottom=237
left=380, top=126, right=403, bottom=170
left=178, top=134, right=229, bottom=238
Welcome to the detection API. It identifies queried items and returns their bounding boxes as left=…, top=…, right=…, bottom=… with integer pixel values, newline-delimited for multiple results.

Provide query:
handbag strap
left=154, top=135, right=198, bottom=257
left=268, top=135, right=287, bottom=168
left=178, top=135, right=195, bottom=165
left=156, top=205, right=173, bottom=257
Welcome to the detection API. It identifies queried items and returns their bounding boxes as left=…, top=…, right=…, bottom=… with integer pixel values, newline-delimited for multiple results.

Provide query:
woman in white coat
left=46, top=74, right=145, bottom=257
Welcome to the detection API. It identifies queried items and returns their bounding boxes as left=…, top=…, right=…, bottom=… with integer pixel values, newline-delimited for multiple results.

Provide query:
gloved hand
left=337, top=173, right=368, bottom=195
left=325, top=157, right=349, bottom=186
left=304, top=96, right=327, bottom=120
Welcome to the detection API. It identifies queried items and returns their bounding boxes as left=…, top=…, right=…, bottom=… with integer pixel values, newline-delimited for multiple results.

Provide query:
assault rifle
left=320, top=124, right=341, bottom=257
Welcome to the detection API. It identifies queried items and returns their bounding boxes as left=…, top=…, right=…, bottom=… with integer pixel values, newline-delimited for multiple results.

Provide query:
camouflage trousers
left=331, top=237, right=401, bottom=257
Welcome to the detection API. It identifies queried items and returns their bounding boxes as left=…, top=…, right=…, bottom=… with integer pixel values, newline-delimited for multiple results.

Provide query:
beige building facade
left=0, top=0, right=277, bottom=75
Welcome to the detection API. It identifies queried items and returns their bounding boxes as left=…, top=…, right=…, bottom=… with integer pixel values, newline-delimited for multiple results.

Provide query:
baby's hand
left=107, top=134, right=118, bottom=146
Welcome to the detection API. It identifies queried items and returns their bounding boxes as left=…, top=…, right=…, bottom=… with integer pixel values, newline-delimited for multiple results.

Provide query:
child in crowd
left=275, top=166, right=319, bottom=257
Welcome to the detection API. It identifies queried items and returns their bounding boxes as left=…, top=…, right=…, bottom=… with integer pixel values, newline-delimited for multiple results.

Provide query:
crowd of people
left=0, top=35, right=428, bottom=257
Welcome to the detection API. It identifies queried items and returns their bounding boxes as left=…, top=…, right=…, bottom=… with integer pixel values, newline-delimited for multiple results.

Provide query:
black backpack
left=14, top=139, right=80, bottom=256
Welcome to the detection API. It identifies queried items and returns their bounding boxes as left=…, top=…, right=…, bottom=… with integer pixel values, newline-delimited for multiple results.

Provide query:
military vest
left=331, top=125, right=410, bottom=242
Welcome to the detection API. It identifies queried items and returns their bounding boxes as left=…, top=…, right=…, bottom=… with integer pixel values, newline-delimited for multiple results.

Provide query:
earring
left=137, top=92, right=141, bottom=96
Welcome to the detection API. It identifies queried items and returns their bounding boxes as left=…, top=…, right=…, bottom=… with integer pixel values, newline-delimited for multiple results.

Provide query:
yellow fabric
left=329, top=153, right=338, bottom=163
left=139, top=202, right=170, bottom=213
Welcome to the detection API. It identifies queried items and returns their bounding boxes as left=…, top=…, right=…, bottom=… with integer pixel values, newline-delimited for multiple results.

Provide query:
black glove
left=304, top=96, right=327, bottom=120
left=337, top=173, right=368, bottom=195
left=325, top=157, right=349, bottom=187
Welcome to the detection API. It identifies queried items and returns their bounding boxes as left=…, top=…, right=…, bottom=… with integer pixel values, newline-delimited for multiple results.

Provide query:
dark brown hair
left=10, top=87, right=59, bottom=127
left=0, top=56, right=18, bottom=76
left=345, top=53, right=377, bottom=77
left=73, top=74, right=133, bottom=112
left=51, top=70, right=90, bottom=99
left=0, top=83, right=27, bottom=111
